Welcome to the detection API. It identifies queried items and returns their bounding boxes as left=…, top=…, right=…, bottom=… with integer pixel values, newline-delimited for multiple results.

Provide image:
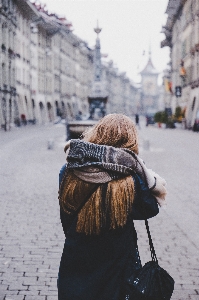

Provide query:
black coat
left=58, top=165, right=159, bottom=300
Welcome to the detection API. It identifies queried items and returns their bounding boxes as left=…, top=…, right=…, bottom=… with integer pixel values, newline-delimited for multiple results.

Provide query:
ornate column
left=88, top=21, right=108, bottom=120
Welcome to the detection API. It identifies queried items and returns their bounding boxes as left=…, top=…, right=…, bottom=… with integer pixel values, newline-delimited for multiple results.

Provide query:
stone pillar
left=2, top=93, right=9, bottom=131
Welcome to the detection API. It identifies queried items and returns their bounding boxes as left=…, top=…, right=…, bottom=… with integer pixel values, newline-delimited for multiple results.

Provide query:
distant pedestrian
left=135, top=113, right=140, bottom=129
left=75, top=111, right=82, bottom=120
left=57, top=113, right=167, bottom=300
left=21, top=114, right=27, bottom=125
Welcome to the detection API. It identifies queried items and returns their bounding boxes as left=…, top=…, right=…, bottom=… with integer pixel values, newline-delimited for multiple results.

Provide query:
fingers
left=155, top=195, right=167, bottom=207
left=64, top=140, right=71, bottom=153
left=152, top=179, right=167, bottom=197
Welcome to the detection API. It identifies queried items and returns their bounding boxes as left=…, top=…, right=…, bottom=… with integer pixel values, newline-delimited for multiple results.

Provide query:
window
left=192, top=97, right=196, bottom=111
left=182, top=40, right=186, bottom=58
left=39, top=102, right=44, bottom=109
left=32, top=99, right=35, bottom=108
left=2, top=63, right=6, bottom=85
left=2, top=23, right=7, bottom=46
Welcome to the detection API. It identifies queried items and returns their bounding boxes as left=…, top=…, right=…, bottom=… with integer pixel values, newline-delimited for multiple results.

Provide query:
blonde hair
left=83, top=113, right=139, bottom=154
left=59, top=170, right=135, bottom=235
left=60, top=114, right=138, bottom=234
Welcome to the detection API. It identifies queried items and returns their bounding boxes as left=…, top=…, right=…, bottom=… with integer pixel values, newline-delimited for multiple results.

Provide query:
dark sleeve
left=59, top=164, right=75, bottom=236
left=131, top=174, right=159, bottom=220
left=59, top=164, right=67, bottom=186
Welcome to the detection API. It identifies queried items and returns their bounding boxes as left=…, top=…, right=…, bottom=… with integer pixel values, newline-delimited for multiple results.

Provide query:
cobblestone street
left=0, top=123, right=199, bottom=300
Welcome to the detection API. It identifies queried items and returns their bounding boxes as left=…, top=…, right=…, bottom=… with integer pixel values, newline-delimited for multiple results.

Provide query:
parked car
left=193, top=110, right=199, bottom=132
left=146, top=112, right=155, bottom=126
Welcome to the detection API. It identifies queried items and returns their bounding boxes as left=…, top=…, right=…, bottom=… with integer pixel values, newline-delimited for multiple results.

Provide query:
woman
left=58, top=114, right=166, bottom=300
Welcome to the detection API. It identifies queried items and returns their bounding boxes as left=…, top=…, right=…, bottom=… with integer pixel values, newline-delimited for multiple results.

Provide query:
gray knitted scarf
left=66, top=139, right=155, bottom=187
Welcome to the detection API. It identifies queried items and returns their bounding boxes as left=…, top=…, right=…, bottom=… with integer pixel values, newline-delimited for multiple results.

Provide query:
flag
left=164, top=78, right=170, bottom=92
left=180, top=67, right=186, bottom=76
left=169, top=81, right=173, bottom=94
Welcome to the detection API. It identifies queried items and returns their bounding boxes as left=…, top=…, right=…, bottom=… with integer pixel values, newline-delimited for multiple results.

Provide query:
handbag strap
left=145, top=219, right=158, bottom=263
left=136, top=174, right=158, bottom=263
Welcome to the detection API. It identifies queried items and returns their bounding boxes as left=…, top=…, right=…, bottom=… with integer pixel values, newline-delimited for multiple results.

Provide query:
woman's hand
left=64, top=140, right=71, bottom=153
left=142, top=167, right=167, bottom=207
left=151, top=174, right=167, bottom=207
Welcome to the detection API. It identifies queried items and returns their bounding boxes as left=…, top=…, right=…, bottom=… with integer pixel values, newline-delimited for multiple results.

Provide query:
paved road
left=0, top=123, right=199, bottom=300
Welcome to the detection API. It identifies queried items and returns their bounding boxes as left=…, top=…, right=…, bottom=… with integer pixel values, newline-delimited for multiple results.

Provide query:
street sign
left=175, top=86, right=182, bottom=98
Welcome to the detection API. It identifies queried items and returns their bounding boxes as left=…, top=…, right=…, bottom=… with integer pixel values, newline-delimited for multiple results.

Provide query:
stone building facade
left=104, top=63, right=138, bottom=116
left=0, top=0, right=17, bottom=130
left=0, top=0, right=138, bottom=130
left=161, top=0, right=199, bottom=128
left=15, top=0, right=40, bottom=125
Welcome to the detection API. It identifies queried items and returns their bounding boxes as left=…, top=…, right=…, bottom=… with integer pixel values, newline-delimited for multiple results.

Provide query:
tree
left=161, top=111, right=168, bottom=123
left=174, top=106, right=183, bottom=122
left=154, top=111, right=168, bottom=124
left=154, top=111, right=162, bottom=123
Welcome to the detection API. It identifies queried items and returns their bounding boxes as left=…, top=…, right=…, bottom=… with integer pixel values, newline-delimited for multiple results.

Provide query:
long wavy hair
left=60, top=114, right=139, bottom=235
left=83, top=113, right=139, bottom=154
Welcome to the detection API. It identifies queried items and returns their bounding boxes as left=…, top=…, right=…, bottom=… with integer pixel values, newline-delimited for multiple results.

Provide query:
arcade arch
left=47, top=102, right=53, bottom=122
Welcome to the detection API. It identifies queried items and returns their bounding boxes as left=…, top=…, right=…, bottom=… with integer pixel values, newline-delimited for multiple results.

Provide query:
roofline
left=161, top=0, right=186, bottom=48
left=165, top=0, right=185, bottom=31
left=15, top=0, right=40, bottom=19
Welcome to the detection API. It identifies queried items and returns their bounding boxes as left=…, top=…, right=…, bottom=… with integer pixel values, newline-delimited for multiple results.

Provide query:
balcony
left=161, top=38, right=172, bottom=48
left=190, top=79, right=199, bottom=89
left=195, top=79, right=199, bottom=88
left=191, top=81, right=196, bottom=89
left=8, top=48, right=15, bottom=59
left=190, top=48, right=195, bottom=56
left=1, top=44, right=6, bottom=53
left=195, top=44, right=199, bottom=52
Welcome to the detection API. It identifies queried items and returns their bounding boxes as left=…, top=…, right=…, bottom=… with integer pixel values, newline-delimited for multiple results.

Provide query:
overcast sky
left=36, top=0, right=170, bottom=83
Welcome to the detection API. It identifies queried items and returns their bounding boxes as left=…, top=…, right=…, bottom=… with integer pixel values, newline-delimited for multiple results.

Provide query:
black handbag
left=126, top=219, right=175, bottom=300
